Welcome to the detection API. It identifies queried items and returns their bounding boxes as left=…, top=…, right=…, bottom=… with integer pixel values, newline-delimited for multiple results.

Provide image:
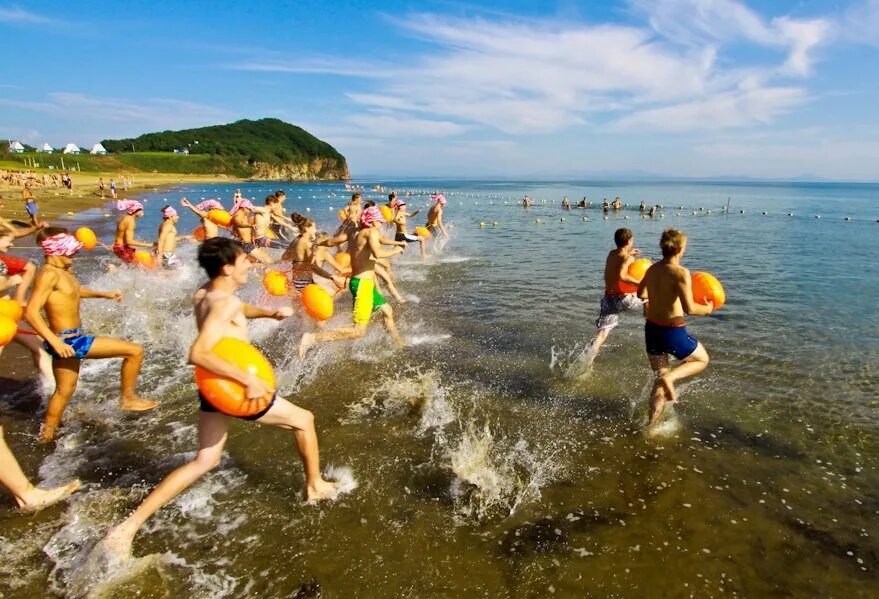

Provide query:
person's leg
left=12, top=262, right=36, bottom=305
left=298, top=325, right=366, bottom=358
left=647, top=354, right=670, bottom=427
left=375, top=264, right=404, bottom=303
left=102, top=412, right=229, bottom=559
left=41, top=358, right=81, bottom=442
left=587, top=327, right=612, bottom=367
left=13, top=332, right=54, bottom=384
left=659, top=343, right=709, bottom=403
left=0, top=424, right=81, bottom=511
left=379, top=304, right=404, bottom=348
left=84, top=337, right=157, bottom=411
left=250, top=247, right=274, bottom=265
left=254, top=398, right=338, bottom=502
left=418, top=238, right=428, bottom=260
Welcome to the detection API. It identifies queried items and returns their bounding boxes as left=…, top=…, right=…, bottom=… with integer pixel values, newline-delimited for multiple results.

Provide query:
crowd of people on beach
left=0, top=184, right=714, bottom=578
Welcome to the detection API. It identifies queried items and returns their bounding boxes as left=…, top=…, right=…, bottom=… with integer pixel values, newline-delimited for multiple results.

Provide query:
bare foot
left=17, top=479, right=81, bottom=513
left=119, top=396, right=158, bottom=411
left=38, top=422, right=59, bottom=444
left=306, top=479, right=340, bottom=504
left=659, top=375, right=677, bottom=404
left=648, top=385, right=667, bottom=428
left=298, top=332, right=316, bottom=359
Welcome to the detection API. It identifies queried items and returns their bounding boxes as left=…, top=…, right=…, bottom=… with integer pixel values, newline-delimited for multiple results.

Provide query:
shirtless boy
left=100, top=237, right=339, bottom=560
left=392, top=199, right=427, bottom=259
left=181, top=198, right=224, bottom=241
left=426, top=194, right=448, bottom=238
left=113, top=200, right=152, bottom=265
left=637, top=228, right=712, bottom=426
left=587, top=228, right=643, bottom=367
left=299, top=207, right=405, bottom=357
left=25, top=228, right=157, bottom=442
left=156, top=206, right=184, bottom=269
left=229, top=197, right=273, bottom=264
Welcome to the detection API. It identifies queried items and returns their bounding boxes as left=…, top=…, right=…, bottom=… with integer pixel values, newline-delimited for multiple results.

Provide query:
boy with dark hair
left=100, top=237, right=339, bottom=561
left=25, top=227, right=157, bottom=442
left=583, top=228, right=643, bottom=368
left=638, top=228, right=712, bottom=426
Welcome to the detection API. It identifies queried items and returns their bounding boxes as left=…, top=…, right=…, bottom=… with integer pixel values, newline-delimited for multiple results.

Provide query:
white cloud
left=841, top=0, right=879, bottom=46
left=347, top=113, right=469, bottom=137
left=0, top=6, right=53, bottom=24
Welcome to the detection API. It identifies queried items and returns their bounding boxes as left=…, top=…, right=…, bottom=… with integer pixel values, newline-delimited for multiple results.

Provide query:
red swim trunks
left=0, top=253, right=29, bottom=277
left=112, top=243, right=136, bottom=264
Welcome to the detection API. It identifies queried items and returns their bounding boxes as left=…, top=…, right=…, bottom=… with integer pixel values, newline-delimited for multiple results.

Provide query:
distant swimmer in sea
left=639, top=201, right=646, bottom=212
left=392, top=198, right=428, bottom=259
left=99, top=237, right=339, bottom=562
left=181, top=197, right=224, bottom=240
left=638, top=228, right=712, bottom=427
left=112, top=200, right=152, bottom=265
left=281, top=215, right=346, bottom=295
left=25, top=228, right=158, bottom=442
left=155, top=205, right=185, bottom=270
left=648, top=205, right=658, bottom=218
left=298, top=206, right=405, bottom=357
left=602, top=199, right=610, bottom=214
left=613, top=197, right=622, bottom=211
left=584, top=228, right=644, bottom=369
left=561, top=197, right=571, bottom=210
left=0, top=423, right=81, bottom=512
left=229, top=196, right=273, bottom=264
left=577, top=197, right=588, bottom=208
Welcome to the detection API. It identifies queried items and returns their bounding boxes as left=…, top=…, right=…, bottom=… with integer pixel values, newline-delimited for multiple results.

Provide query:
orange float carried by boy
left=691, top=272, right=725, bottom=309
left=194, top=338, right=275, bottom=417
left=74, top=227, right=98, bottom=251
left=618, top=258, right=652, bottom=294
left=301, top=284, right=333, bottom=321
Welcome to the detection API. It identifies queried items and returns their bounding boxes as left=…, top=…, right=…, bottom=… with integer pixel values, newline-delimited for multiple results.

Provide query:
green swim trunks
left=350, top=277, right=386, bottom=324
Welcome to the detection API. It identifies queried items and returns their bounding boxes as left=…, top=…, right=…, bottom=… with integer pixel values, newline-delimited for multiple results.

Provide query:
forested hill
left=102, top=118, right=349, bottom=180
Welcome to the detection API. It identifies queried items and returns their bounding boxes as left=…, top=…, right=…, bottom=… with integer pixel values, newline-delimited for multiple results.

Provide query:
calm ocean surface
left=1, top=179, right=877, bottom=597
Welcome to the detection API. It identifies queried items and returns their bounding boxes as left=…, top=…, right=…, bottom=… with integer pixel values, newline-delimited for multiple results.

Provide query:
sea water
left=0, top=179, right=877, bottom=597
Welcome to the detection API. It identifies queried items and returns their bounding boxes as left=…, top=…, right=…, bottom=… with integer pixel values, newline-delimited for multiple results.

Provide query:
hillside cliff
left=102, top=118, right=349, bottom=180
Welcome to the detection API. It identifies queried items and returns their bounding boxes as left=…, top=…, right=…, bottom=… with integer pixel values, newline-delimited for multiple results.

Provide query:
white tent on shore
left=90, top=143, right=108, bottom=155
left=63, top=143, right=81, bottom=154
left=8, top=140, right=25, bottom=153
left=38, top=143, right=54, bottom=153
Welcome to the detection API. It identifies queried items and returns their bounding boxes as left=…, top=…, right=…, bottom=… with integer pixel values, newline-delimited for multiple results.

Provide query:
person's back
left=642, top=261, right=686, bottom=323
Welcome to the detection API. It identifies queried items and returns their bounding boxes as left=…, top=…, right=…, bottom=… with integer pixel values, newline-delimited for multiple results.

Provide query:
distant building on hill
left=173, top=147, right=190, bottom=155
left=63, top=143, right=81, bottom=154
left=8, top=140, right=25, bottom=153
left=38, top=143, right=54, bottom=153
left=90, top=143, right=108, bottom=155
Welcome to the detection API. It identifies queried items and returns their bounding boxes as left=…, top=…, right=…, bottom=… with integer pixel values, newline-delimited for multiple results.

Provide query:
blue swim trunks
left=644, top=320, right=698, bottom=360
left=44, top=327, right=96, bottom=360
left=25, top=201, right=38, bottom=216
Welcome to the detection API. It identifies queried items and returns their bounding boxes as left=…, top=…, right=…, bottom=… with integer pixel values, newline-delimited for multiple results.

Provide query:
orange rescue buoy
left=194, top=338, right=275, bottom=417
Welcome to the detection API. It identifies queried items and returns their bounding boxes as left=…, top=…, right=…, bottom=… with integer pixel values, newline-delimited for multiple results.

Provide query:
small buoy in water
left=788, top=213, right=794, bottom=216
left=535, top=219, right=542, bottom=224
left=707, top=210, right=711, bottom=214
left=762, top=211, right=767, bottom=215
left=306, top=207, right=311, bottom=212
left=678, top=206, right=683, bottom=209
left=479, top=222, right=486, bottom=228
left=815, top=215, right=821, bottom=219
left=603, top=216, right=608, bottom=220
left=560, top=217, right=566, bottom=223
left=624, top=216, right=630, bottom=220
left=103, top=213, right=111, bottom=218
left=659, top=214, right=665, bottom=219
left=692, top=211, right=697, bottom=215
left=676, top=213, right=681, bottom=216
left=492, top=221, right=499, bottom=226
left=844, top=216, right=851, bottom=221
left=582, top=216, right=589, bottom=222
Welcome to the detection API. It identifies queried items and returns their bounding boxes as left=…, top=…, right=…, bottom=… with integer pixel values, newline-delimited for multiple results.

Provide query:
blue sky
left=2, top=0, right=879, bottom=180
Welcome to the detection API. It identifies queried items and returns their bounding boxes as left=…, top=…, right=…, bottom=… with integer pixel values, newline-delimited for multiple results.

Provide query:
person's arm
left=677, top=268, right=713, bottom=315
left=369, top=230, right=405, bottom=260
left=180, top=198, right=208, bottom=219
left=378, top=233, right=406, bottom=248
left=406, top=208, right=422, bottom=218
left=188, top=297, right=273, bottom=400
left=618, top=256, right=639, bottom=285
left=25, top=269, right=72, bottom=357
left=319, top=231, right=348, bottom=248
left=80, top=287, right=122, bottom=301
left=13, top=223, right=41, bottom=239
left=437, top=211, right=448, bottom=236
left=318, top=250, right=348, bottom=274
left=241, top=303, right=292, bottom=320
left=0, top=274, right=23, bottom=292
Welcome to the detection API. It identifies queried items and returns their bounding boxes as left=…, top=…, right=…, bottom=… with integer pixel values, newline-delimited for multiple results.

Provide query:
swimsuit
left=426, top=224, right=439, bottom=235
left=44, top=327, right=96, bottom=360
left=350, top=277, right=386, bottom=325
left=25, top=201, right=38, bottom=216
left=395, top=232, right=421, bottom=243
left=0, top=253, right=28, bottom=277
left=644, top=318, right=698, bottom=360
left=112, top=243, right=136, bottom=263
left=161, top=252, right=182, bottom=270
left=291, top=261, right=314, bottom=291
left=199, top=392, right=276, bottom=421
left=596, top=293, right=642, bottom=331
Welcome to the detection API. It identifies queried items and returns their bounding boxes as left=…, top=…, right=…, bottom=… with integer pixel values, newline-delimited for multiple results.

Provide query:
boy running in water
left=181, top=198, right=224, bottom=241
left=586, top=228, right=643, bottom=367
left=229, top=196, right=273, bottom=264
left=100, top=237, right=339, bottom=560
left=156, top=206, right=184, bottom=269
left=638, top=228, right=712, bottom=426
left=299, top=206, right=405, bottom=357
left=392, top=199, right=428, bottom=259
left=425, top=194, right=448, bottom=239
left=25, top=227, right=157, bottom=442
left=113, top=200, right=152, bottom=264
